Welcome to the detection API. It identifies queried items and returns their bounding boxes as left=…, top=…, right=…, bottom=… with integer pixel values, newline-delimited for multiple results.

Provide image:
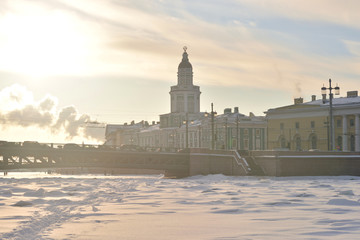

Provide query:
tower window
left=350, top=118, right=355, bottom=127
left=336, top=119, right=342, bottom=128
left=244, top=129, right=249, bottom=135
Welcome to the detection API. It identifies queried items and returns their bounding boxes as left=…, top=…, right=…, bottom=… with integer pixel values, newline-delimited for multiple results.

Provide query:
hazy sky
left=0, top=0, right=359, bottom=143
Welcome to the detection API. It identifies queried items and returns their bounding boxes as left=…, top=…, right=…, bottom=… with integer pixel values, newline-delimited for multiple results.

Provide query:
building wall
left=334, top=114, right=358, bottom=151
left=266, top=98, right=360, bottom=152
left=106, top=114, right=267, bottom=151
left=267, top=116, right=328, bottom=151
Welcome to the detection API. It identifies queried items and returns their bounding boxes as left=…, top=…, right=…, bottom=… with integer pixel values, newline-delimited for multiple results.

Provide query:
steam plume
left=0, top=84, right=104, bottom=142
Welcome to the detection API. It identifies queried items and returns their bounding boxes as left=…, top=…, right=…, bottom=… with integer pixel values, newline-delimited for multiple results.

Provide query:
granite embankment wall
left=188, top=148, right=249, bottom=176
left=250, top=151, right=360, bottom=176
left=164, top=148, right=250, bottom=178
left=170, top=149, right=360, bottom=177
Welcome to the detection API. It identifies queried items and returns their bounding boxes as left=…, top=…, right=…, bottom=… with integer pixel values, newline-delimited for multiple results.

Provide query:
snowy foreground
left=1, top=173, right=360, bottom=240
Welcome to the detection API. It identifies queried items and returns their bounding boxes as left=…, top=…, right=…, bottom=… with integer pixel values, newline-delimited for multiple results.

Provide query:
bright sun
left=0, top=11, right=91, bottom=77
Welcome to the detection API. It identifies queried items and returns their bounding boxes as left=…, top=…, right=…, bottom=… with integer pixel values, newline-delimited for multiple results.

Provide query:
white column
left=342, top=115, right=348, bottom=151
left=356, top=114, right=360, bottom=152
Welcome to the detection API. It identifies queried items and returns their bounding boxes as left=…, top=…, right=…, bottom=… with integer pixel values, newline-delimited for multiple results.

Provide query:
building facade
left=266, top=93, right=360, bottom=152
left=105, top=48, right=267, bottom=151
left=105, top=109, right=267, bottom=151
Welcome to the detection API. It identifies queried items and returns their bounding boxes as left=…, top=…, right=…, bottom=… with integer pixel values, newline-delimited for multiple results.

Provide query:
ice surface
left=0, top=173, right=360, bottom=239
left=12, top=200, right=33, bottom=207
left=327, top=199, right=360, bottom=206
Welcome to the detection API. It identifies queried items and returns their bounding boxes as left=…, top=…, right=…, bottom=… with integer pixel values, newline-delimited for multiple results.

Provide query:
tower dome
left=178, top=46, right=192, bottom=69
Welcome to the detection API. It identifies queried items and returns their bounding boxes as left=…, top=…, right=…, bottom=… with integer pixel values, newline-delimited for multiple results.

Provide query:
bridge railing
left=0, top=140, right=186, bottom=153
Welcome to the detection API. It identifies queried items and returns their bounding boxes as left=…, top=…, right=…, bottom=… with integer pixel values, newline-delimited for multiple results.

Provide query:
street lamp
left=236, top=114, right=240, bottom=150
left=321, top=78, right=340, bottom=151
left=169, top=132, right=174, bottom=149
left=197, top=125, right=201, bottom=148
left=210, top=103, right=217, bottom=150
left=183, top=113, right=194, bottom=149
left=224, top=117, right=228, bottom=150
left=204, top=103, right=218, bottom=150
left=323, top=118, right=330, bottom=151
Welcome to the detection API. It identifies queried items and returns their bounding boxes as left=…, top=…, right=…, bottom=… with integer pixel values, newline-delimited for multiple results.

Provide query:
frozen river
left=1, top=172, right=360, bottom=239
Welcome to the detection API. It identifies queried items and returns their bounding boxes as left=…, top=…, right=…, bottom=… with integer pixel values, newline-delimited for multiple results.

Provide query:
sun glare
left=0, top=12, right=91, bottom=77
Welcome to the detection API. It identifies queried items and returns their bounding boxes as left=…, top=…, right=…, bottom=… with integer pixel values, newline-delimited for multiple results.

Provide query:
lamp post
left=224, top=118, right=228, bottom=150
left=211, top=103, right=217, bottom=150
left=184, top=113, right=189, bottom=149
left=183, top=113, right=194, bottom=149
left=169, top=132, right=174, bottom=149
left=236, top=114, right=239, bottom=150
left=198, top=125, right=201, bottom=148
left=323, top=118, right=330, bottom=151
left=205, top=103, right=217, bottom=150
left=321, top=79, right=340, bottom=151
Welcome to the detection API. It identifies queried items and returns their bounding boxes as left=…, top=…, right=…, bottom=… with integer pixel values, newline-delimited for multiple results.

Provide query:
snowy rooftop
left=140, top=124, right=160, bottom=133
left=267, top=95, right=360, bottom=114
left=215, top=112, right=265, bottom=122
left=306, top=96, right=360, bottom=106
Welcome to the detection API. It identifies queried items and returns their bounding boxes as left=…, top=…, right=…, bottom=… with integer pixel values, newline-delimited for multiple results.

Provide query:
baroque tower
left=160, top=47, right=201, bottom=128
left=170, top=46, right=201, bottom=113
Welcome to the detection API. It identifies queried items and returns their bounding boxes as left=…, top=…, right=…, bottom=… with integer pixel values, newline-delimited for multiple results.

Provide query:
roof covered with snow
left=266, top=95, right=360, bottom=114
left=306, top=96, right=360, bottom=106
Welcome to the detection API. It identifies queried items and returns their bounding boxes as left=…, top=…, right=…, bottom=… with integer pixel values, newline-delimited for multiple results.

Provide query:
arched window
left=295, top=135, right=301, bottom=151
left=350, top=135, right=355, bottom=152
left=309, top=134, right=317, bottom=150
left=279, top=136, right=286, bottom=148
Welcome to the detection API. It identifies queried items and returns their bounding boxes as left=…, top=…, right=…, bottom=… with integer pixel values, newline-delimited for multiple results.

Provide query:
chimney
left=224, top=108, right=232, bottom=114
left=234, top=107, right=239, bottom=113
left=311, top=95, right=316, bottom=101
left=294, top=97, right=303, bottom=105
left=347, top=91, right=358, bottom=98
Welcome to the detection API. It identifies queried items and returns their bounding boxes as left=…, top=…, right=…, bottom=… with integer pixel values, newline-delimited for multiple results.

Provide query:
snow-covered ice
left=1, top=172, right=360, bottom=239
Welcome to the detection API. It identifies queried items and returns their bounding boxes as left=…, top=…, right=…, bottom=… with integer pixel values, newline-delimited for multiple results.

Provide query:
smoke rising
left=0, top=84, right=104, bottom=142
left=295, top=81, right=302, bottom=97
left=53, top=106, right=93, bottom=139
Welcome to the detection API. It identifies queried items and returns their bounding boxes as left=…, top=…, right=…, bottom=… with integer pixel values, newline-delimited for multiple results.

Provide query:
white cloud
left=344, top=40, right=360, bottom=57
left=239, top=0, right=360, bottom=28
left=2, top=0, right=358, bottom=95
left=0, top=0, right=359, bottom=126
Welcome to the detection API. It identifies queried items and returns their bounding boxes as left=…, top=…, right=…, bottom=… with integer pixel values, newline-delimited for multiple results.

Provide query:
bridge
left=3, top=142, right=356, bottom=177
left=0, top=142, right=251, bottom=178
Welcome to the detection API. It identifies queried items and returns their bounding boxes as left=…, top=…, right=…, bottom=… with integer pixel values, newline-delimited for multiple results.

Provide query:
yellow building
left=266, top=92, right=360, bottom=152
